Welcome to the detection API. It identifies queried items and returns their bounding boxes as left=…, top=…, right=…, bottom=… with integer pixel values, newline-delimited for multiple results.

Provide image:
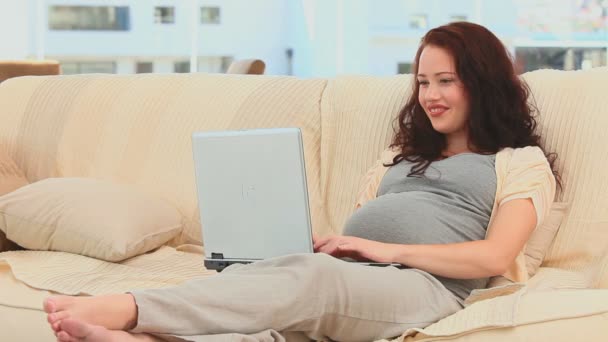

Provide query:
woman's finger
left=313, top=234, right=336, bottom=250
left=318, top=238, right=341, bottom=255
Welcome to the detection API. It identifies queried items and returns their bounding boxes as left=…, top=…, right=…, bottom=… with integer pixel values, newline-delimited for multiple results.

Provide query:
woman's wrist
left=389, top=243, right=410, bottom=264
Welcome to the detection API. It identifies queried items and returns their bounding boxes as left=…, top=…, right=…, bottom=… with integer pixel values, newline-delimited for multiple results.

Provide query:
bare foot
left=57, top=318, right=154, bottom=342
left=44, top=294, right=138, bottom=332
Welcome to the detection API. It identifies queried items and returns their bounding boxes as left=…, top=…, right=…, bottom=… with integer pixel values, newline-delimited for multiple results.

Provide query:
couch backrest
left=319, top=74, right=412, bottom=232
left=0, top=73, right=330, bottom=245
left=521, top=69, right=608, bottom=288
left=320, top=69, right=608, bottom=288
left=1, top=69, right=607, bottom=288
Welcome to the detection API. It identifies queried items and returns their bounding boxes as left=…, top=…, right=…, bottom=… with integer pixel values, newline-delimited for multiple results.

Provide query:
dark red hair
left=388, top=22, right=559, bottom=186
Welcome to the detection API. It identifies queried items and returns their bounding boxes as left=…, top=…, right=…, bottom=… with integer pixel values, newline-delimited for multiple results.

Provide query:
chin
left=430, top=123, right=451, bottom=134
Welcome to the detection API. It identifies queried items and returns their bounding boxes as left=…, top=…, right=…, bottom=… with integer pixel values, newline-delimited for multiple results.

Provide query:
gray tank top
left=343, top=153, right=497, bottom=302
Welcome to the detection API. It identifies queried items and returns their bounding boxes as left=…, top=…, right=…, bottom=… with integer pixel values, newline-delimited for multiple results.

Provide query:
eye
left=418, top=80, right=429, bottom=87
left=440, top=78, right=454, bottom=84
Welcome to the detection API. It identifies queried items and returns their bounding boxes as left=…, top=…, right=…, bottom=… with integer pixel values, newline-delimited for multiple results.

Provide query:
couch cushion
left=0, top=74, right=329, bottom=245
left=378, top=268, right=602, bottom=341
left=0, top=178, right=182, bottom=262
left=0, top=245, right=212, bottom=296
left=0, top=147, right=29, bottom=252
left=0, top=263, right=56, bottom=341
left=520, top=68, right=608, bottom=288
left=523, top=201, right=569, bottom=277
left=320, top=74, right=412, bottom=233
left=394, top=288, right=608, bottom=342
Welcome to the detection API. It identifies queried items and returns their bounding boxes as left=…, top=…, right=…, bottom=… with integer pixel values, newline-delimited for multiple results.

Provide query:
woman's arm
left=392, top=198, right=536, bottom=278
left=317, top=198, right=537, bottom=279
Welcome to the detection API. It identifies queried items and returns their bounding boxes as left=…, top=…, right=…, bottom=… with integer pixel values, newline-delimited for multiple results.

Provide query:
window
left=220, top=56, right=234, bottom=72
left=136, top=62, right=153, bottom=73
left=60, top=62, right=116, bottom=74
left=197, top=56, right=234, bottom=73
left=450, top=15, right=467, bottom=22
left=174, top=61, right=190, bottom=73
left=48, top=6, right=130, bottom=31
left=515, top=47, right=607, bottom=73
left=154, top=7, right=175, bottom=24
left=397, top=63, right=413, bottom=74
left=201, top=7, right=221, bottom=24
left=409, top=14, right=428, bottom=29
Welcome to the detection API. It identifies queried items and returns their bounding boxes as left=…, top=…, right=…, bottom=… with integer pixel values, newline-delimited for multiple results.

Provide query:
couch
left=0, top=68, right=607, bottom=341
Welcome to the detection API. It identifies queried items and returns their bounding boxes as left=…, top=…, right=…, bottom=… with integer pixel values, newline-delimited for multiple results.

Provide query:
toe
left=48, top=311, right=70, bottom=324
left=43, top=297, right=57, bottom=313
left=60, top=318, right=92, bottom=339
left=56, top=331, right=73, bottom=342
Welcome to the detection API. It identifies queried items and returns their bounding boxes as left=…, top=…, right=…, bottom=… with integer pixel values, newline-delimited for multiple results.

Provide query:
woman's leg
left=46, top=253, right=463, bottom=341
left=44, top=294, right=137, bottom=331
left=131, top=253, right=462, bottom=341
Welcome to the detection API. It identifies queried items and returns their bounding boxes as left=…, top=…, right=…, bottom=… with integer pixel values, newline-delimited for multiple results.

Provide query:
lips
left=427, top=105, right=449, bottom=117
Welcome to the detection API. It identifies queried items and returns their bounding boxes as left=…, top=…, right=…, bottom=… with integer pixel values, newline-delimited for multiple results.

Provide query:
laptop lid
left=192, top=127, right=314, bottom=261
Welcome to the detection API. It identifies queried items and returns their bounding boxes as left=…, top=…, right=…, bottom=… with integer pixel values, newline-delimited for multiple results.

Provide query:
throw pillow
left=0, top=178, right=183, bottom=262
left=524, top=201, right=569, bottom=277
left=0, top=148, right=29, bottom=252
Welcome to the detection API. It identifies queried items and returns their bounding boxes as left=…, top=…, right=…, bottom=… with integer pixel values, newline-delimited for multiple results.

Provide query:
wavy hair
left=388, top=22, right=560, bottom=187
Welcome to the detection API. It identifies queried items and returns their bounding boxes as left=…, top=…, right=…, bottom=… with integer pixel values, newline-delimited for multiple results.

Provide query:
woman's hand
left=312, top=233, right=399, bottom=263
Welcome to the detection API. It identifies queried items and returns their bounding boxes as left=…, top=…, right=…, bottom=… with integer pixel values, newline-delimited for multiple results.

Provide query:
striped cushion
left=521, top=69, right=608, bottom=288
left=0, top=74, right=329, bottom=245
left=0, top=148, right=29, bottom=252
left=320, top=74, right=412, bottom=233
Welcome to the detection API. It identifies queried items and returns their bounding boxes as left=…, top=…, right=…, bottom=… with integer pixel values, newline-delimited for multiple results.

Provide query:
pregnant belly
left=342, top=192, right=487, bottom=245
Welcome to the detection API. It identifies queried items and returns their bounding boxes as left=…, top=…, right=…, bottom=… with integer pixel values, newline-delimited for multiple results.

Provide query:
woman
left=43, top=22, right=557, bottom=342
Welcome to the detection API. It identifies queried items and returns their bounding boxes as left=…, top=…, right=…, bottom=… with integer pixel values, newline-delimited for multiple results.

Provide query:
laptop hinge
left=211, top=253, right=224, bottom=259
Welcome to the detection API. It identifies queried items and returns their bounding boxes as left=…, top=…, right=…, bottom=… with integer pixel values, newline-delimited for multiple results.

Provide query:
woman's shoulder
left=496, top=146, right=551, bottom=173
left=497, top=146, right=547, bottom=164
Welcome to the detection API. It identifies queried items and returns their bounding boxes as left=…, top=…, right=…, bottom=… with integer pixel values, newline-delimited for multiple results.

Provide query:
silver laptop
left=192, top=128, right=403, bottom=271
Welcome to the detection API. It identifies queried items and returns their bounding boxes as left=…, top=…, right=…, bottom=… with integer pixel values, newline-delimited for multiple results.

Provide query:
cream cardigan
left=353, top=146, right=557, bottom=283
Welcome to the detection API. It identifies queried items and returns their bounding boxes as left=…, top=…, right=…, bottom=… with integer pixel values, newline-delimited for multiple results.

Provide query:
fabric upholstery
left=0, top=246, right=212, bottom=296
left=0, top=74, right=330, bottom=246
left=0, top=147, right=28, bottom=252
left=320, top=74, right=412, bottom=234
left=0, top=263, right=56, bottom=341
left=520, top=69, right=608, bottom=288
left=0, top=178, right=183, bottom=262
left=523, top=201, right=569, bottom=277
left=0, top=68, right=607, bottom=341
left=397, top=288, right=608, bottom=342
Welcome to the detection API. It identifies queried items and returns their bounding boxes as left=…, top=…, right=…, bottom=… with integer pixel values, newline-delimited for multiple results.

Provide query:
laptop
left=192, top=127, right=404, bottom=271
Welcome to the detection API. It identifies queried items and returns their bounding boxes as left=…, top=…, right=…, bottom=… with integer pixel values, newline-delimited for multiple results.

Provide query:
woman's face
left=416, top=45, right=470, bottom=137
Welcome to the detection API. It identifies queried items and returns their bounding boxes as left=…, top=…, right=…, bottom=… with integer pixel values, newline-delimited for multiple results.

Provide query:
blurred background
left=0, top=0, right=606, bottom=77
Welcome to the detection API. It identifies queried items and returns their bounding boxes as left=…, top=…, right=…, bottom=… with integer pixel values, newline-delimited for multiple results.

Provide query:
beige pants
left=130, top=253, right=463, bottom=342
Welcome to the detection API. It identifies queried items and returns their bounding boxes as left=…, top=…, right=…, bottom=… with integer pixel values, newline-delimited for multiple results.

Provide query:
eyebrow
left=417, top=72, right=456, bottom=77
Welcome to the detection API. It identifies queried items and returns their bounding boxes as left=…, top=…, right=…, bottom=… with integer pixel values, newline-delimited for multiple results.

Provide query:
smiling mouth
left=428, top=107, right=448, bottom=117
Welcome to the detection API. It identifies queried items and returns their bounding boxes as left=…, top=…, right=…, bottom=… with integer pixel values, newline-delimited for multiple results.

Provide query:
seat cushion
left=397, top=288, right=608, bottom=342
left=0, top=262, right=56, bottom=341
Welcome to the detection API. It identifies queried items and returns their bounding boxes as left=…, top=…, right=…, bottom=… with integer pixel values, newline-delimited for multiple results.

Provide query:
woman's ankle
left=122, top=293, right=139, bottom=330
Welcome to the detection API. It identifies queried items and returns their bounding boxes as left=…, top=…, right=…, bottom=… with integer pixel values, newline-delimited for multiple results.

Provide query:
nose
left=424, top=83, right=440, bottom=102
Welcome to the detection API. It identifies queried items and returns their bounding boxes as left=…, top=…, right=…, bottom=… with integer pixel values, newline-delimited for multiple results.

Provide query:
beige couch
left=0, top=69, right=607, bottom=341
